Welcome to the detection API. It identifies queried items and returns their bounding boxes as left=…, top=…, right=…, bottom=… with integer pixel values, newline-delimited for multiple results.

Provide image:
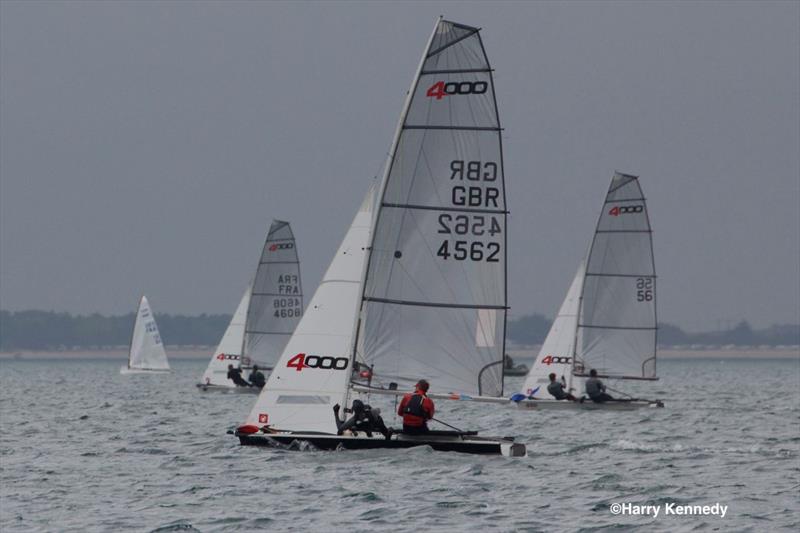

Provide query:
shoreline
left=1, top=347, right=798, bottom=361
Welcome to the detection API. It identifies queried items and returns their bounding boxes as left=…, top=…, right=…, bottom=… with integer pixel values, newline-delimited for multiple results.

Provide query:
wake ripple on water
left=0, top=358, right=798, bottom=532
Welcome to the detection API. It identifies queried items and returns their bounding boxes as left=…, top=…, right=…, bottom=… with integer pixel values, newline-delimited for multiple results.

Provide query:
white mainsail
left=126, top=295, right=169, bottom=371
left=242, top=220, right=303, bottom=368
left=200, top=286, right=250, bottom=387
left=356, top=18, right=507, bottom=397
left=245, top=187, right=375, bottom=433
left=574, top=172, right=657, bottom=380
left=520, top=262, right=585, bottom=397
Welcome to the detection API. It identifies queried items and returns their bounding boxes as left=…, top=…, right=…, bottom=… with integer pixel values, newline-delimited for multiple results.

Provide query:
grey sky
left=1, top=1, right=798, bottom=331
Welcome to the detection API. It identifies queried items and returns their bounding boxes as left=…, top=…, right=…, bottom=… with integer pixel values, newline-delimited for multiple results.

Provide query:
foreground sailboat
left=120, top=295, right=170, bottom=374
left=197, top=220, right=302, bottom=392
left=236, top=18, right=525, bottom=456
left=516, top=172, right=663, bottom=410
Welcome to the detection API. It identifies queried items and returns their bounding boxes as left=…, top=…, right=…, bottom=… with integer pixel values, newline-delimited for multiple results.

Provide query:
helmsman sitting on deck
left=547, top=373, right=577, bottom=401
left=398, top=380, right=435, bottom=434
left=585, top=369, right=615, bottom=403
left=333, top=399, right=391, bottom=439
left=227, top=364, right=251, bottom=387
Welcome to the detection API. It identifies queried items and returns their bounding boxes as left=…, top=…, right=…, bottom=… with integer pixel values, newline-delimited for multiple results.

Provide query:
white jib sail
left=245, top=186, right=375, bottom=433
left=521, top=262, right=585, bottom=398
left=200, top=286, right=251, bottom=387
left=574, top=172, right=657, bottom=380
left=242, top=220, right=303, bottom=368
left=128, top=295, right=169, bottom=371
left=357, top=18, right=508, bottom=397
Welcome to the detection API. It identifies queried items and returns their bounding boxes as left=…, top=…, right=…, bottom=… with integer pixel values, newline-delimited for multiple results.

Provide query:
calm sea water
left=1, top=357, right=798, bottom=532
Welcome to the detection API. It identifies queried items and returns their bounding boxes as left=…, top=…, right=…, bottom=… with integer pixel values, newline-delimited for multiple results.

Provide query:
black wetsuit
left=227, top=367, right=250, bottom=387
left=335, top=403, right=391, bottom=439
left=249, top=370, right=266, bottom=389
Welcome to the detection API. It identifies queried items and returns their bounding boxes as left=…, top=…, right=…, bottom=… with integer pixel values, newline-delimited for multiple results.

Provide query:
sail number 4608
left=286, top=353, right=349, bottom=372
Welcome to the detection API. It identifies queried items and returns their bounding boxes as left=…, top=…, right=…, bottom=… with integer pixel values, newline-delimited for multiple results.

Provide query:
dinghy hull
left=195, top=383, right=260, bottom=394
left=237, top=430, right=526, bottom=457
left=120, top=367, right=171, bottom=375
left=516, top=399, right=663, bottom=410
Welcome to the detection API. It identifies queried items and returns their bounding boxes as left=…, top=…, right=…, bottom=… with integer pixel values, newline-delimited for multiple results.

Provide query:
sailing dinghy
left=197, top=220, right=302, bottom=392
left=120, top=295, right=170, bottom=374
left=516, top=172, right=663, bottom=410
left=236, top=18, right=525, bottom=457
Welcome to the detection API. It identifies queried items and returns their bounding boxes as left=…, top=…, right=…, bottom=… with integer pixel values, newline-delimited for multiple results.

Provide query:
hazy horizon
left=1, top=1, right=798, bottom=331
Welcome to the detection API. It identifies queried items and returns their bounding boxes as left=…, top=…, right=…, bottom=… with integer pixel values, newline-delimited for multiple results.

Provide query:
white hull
left=516, top=399, right=662, bottom=411
left=196, top=383, right=261, bottom=394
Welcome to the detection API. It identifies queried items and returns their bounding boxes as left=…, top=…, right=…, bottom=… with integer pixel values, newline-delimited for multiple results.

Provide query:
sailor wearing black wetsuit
left=397, top=380, right=435, bottom=434
left=227, top=364, right=250, bottom=387
left=248, top=365, right=266, bottom=389
left=333, top=400, right=391, bottom=439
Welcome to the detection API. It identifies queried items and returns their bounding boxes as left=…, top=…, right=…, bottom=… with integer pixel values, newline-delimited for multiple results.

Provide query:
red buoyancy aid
left=398, top=391, right=434, bottom=427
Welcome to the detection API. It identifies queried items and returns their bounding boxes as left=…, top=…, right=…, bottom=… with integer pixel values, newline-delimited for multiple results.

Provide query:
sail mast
left=349, top=16, right=443, bottom=364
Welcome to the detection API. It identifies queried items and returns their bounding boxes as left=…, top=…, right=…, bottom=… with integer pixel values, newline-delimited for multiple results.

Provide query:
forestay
left=358, top=19, right=507, bottom=397
left=575, top=172, right=657, bottom=380
left=245, top=187, right=375, bottom=433
left=201, top=287, right=250, bottom=386
left=243, top=220, right=303, bottom=368
left=128, top=296, right=169, bottom=371
left=521, top=263, right=584, bottom=397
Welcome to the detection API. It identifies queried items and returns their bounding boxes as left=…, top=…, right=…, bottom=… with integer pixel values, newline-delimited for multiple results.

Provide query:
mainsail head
left=574, top=172, right=657, bottom=380
left=357, top=18, right=507, bottom=397
left=128, top=295, right=169, bottom=370
left=243, top=220, right=303, bottom=368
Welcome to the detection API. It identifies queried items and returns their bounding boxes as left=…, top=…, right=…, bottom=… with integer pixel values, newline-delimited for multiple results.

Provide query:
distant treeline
left=0, top=310, right=798, bottom=351
left=0, top=310, right=230, bottom=351
left=507, top=314, right=800, bottom=347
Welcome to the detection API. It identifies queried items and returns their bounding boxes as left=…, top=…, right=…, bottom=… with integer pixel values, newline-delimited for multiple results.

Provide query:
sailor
left=585, top=369, right=615, bottom=402
left=504, top=354, right=515, bottom=370
left=248, top=364, right=266, bottom=389
left=226, top=364, right=250, bottom=387
left=397, top=379, right=435, bottom=434
left=547, top=373, right=577, bottom=401
left=333, top=400, right=391, bottom=439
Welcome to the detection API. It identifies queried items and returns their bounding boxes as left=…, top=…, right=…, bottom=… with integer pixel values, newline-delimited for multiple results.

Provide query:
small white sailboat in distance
left=120, top=295, right=170, bottom=374
left=235, top=17, right=525, bottom=456
left=197, top=219, right=303, bottom=392
left=516, top=172, right=663, bottom=410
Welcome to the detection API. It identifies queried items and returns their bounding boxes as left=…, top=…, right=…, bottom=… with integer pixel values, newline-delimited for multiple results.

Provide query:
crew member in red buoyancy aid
left=397, top=380, right=435, bottom=434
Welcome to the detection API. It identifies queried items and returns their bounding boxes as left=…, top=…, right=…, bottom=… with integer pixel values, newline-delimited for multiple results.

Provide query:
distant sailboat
left=197, top=220, right=302, bottom=392
left=120, top=295, right=170, bottom=374
left=517, top=172, right=663, bottom=409
left=235, top=18, right=525, bottom=456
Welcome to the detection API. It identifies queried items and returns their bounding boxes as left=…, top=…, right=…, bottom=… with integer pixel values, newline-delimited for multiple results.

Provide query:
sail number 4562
left=437, top=240, right=500, bottom=262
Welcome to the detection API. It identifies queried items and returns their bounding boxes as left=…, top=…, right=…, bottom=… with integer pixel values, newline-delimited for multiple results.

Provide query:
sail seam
left=595, top=230, right=652, bottom=234
left=605, top=198, right=646, bottom=204
left=577, top=324, right=657, bottom=331
left=420, top=68, right=493, bottom=74
left=426, top=28, right=479, bottom=57
left=381, top=202, right=508, bottom=215
left=584, top=272, right=657, bottom=278
left=364, top=296, right=508, bottom=310
left=258, top=261, right=300, bottom=264
left=403, top=125, right=502, bottom=131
